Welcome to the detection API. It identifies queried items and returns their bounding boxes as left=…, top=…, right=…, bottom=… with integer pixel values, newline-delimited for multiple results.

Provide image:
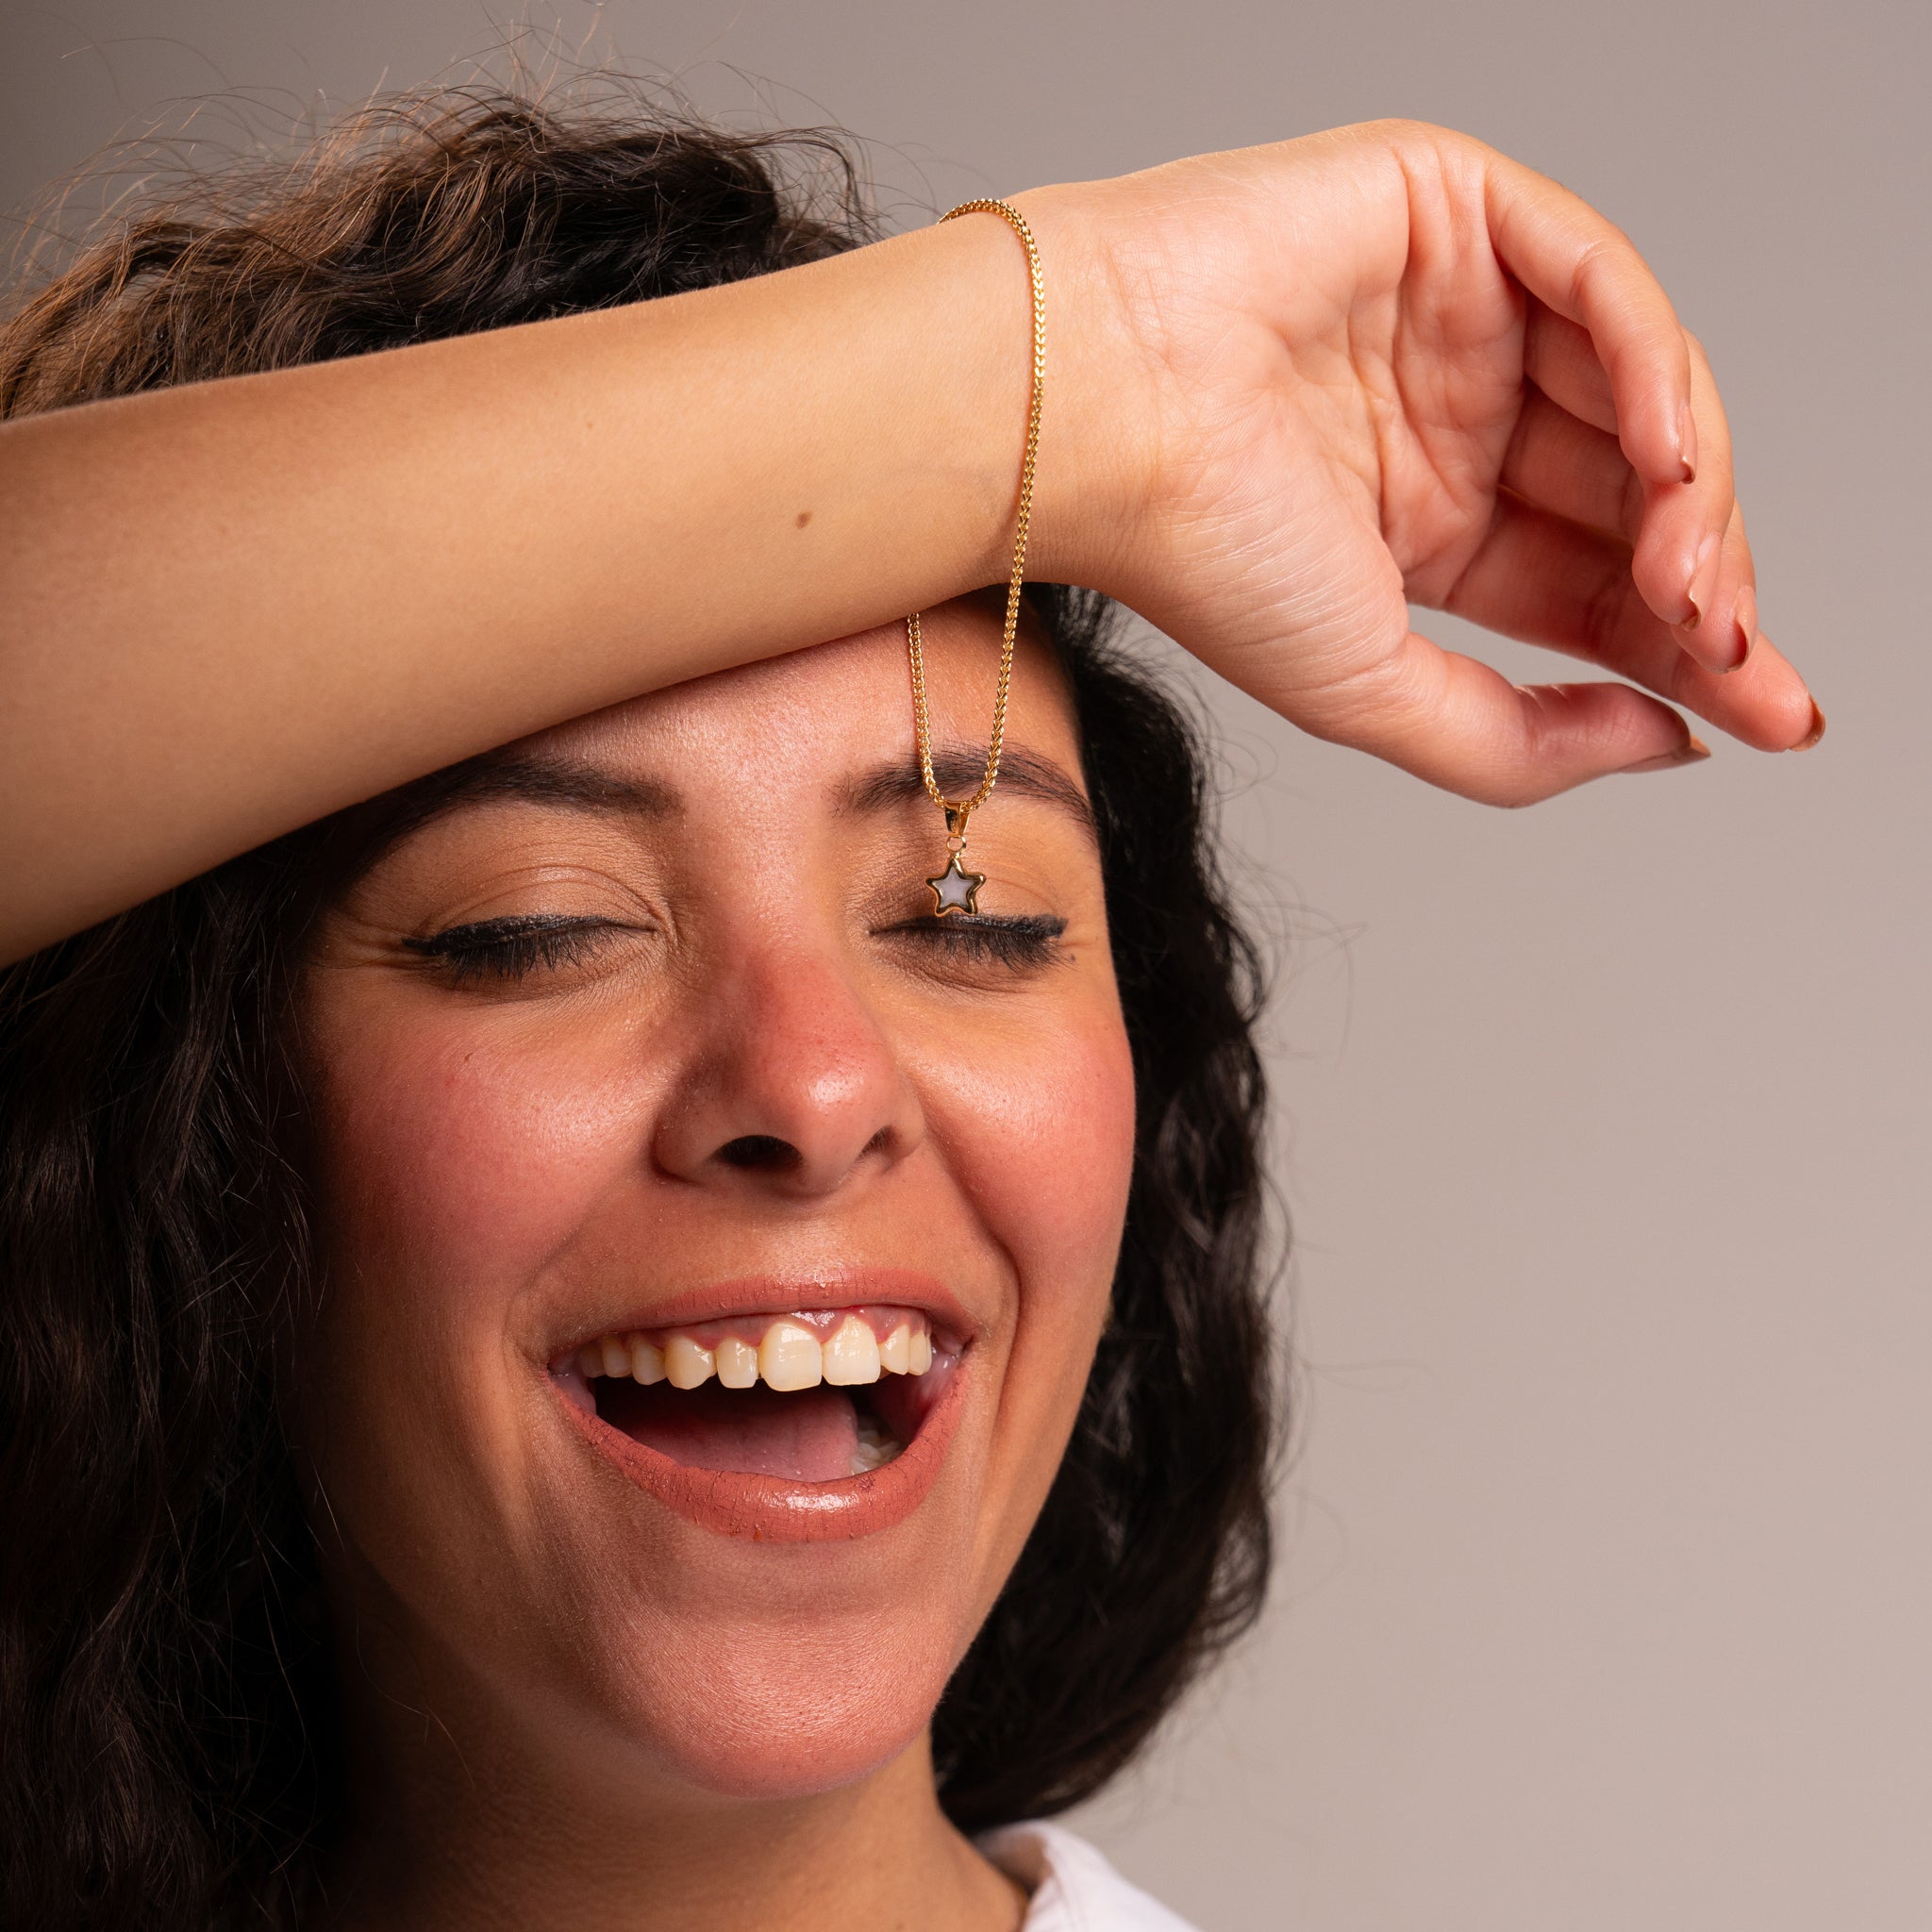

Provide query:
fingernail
left=1678, top=532, right=1718, bottom=630
left=1727, top=584, right=1757, bottom=671
left=1677, top=398, right=1698, bottom=484
left=1788, top=700, right=1826, bottom=752
left=1621, top=736, right=1712, bottom=774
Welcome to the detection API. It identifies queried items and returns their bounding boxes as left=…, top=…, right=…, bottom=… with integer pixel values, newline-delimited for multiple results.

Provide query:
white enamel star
left=925, top=853, right=986, bottom=916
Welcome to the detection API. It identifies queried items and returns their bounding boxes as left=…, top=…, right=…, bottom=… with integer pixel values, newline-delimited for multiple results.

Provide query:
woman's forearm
left=0, top=210, right=1092, bottom=962
left=3, top=121, right=1823, bottom=964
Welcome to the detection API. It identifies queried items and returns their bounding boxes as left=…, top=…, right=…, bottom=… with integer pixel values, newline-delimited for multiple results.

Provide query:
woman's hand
left=1030, top=120, right=1819, bottom=803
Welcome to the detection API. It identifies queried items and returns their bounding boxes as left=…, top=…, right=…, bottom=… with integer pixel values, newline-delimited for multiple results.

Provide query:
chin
left=608, top=1642, right=951, bottom=1801
left=527, top=1512, right=980, bottom=1804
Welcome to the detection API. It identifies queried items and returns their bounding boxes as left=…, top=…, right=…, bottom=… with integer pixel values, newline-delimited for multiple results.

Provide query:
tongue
left=599, top=1380, right=860, bottom=1482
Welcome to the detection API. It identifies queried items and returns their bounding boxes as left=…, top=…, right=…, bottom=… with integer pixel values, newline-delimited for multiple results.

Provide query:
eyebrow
left=375, top=741, right=679, bottom=841
left=322, top=749, right=678, bottom=891
left=415, top=751, right=678, bottom=820
left=844, top=744, right=1096, bottom=838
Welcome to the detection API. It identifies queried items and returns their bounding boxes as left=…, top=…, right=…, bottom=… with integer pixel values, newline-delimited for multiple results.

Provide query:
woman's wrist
left=855, top=192, right=1153, bottom=606
left=1003, top=183, right=1161, bottom=600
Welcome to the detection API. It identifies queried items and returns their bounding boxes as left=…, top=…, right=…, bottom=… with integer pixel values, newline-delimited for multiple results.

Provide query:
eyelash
left=402, top=915, right=623, bottom=985
left=405, top=910, right=1068, bottom=984
left=876, top=912, right=1067, bottom=969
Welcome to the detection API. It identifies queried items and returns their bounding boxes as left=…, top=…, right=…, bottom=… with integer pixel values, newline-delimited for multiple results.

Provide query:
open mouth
left=553, top=1306, right=958, bottom=1485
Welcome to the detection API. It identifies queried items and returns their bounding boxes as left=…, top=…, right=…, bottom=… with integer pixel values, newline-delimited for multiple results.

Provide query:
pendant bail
left=944, top=805, right=973, bottom=846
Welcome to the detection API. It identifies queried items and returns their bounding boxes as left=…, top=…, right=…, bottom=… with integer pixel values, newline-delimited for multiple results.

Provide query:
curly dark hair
left=0, top=86, right=1278, bottom=1931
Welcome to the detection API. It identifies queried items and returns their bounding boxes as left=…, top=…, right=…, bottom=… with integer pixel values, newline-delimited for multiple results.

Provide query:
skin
left=0, top=119, right=1819, bottom=962
left=297, top=602, right=1132, bottom=1932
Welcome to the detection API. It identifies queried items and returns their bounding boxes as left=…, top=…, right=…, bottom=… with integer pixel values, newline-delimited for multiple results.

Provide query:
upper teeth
left=574, top=1310, right=933, bottom=1391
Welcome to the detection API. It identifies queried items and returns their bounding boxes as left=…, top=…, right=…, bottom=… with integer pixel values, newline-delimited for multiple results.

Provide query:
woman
left=0, top=87, right=1817, bottom=1932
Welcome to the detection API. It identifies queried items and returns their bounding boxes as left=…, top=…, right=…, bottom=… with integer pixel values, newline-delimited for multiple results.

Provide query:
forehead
left=519, top=601, right=1081, bottom=790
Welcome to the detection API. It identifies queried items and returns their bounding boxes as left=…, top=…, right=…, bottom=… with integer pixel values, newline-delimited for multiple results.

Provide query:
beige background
left=4, top=3, right=1926, bottom=1926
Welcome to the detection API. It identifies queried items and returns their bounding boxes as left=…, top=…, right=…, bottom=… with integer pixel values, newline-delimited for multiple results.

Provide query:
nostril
left=715, top=1134, right=800, bottom=1174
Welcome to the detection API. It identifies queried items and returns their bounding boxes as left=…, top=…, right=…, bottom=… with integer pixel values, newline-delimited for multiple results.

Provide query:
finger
left=1523, top=305, right=1617, bottom=437
left=1506, top=369, right=1746, bottom=674
left=1441, top=496, right=1814, bottom=749
left=1304, top=631, right=1705, bottom=806
left=1484, top=147, right=1693, bottom=485
left=1626, top=330, right=1744, bottom=671
left=1693, top=499, right=1758, bottom=675
left=1502, top=383, right=1638, bottom=537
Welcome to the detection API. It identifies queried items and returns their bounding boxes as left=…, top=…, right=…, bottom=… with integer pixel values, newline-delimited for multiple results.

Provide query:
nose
left=650, top=942, right=924, bottom=1200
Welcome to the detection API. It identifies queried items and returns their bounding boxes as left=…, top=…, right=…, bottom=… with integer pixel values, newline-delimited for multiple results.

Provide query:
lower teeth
left=850, top=1413, right=903, bottom=1475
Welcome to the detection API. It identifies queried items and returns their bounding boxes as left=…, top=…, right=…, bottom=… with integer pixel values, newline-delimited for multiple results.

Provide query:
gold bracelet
left=905, top=196, right=1045, bottom=917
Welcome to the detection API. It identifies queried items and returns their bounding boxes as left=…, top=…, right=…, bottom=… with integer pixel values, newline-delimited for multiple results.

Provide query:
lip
left=557, top=1341, right=971, bottom=1542
left=547, top=1268, right=978, bottom=1361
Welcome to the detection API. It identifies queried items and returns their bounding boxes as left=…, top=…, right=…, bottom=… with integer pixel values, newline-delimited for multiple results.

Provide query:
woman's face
left=296, top=600, right=1136, bottom=1808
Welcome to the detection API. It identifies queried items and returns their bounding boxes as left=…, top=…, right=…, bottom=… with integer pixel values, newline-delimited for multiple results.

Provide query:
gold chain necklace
left=905, top=197, right=1045, bottom=916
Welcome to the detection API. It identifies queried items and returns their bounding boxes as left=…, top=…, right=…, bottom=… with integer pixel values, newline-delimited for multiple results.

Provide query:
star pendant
left=925, top=852, right=987, bottom=917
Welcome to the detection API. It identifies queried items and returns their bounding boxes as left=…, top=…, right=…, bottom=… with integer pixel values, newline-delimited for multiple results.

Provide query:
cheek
left=918, top=995, right=1137, bottom=1327
left=305, top=995, right=647, bottom=1315
left=296, top=994, right=660, bottom=1623
left=909, top=993, right=1135, bottom=1611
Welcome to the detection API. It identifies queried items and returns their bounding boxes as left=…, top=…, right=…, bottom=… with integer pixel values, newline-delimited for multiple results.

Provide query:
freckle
left=794, top=509, right=812, bottom=528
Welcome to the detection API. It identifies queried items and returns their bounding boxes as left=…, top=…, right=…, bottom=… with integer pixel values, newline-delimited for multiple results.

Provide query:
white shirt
left=983, top=1822, right=1202, bottom=1932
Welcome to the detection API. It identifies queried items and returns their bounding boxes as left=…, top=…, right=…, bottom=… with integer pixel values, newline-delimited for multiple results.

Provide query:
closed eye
left=874, top=912, right=1067, bottom=970
left=402, top=913, right=636, bottom=985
